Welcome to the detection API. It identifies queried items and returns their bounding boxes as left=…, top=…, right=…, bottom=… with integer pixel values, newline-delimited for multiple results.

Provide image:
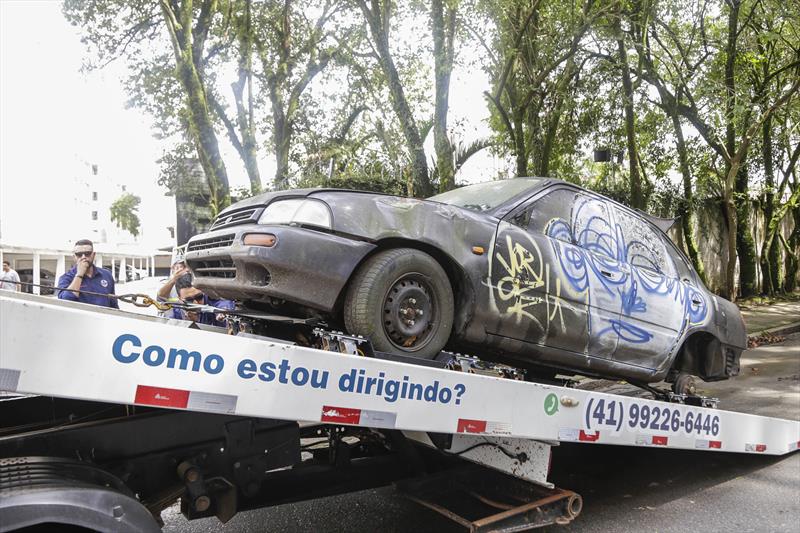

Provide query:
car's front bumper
left=185, top=225, right=376, bottom=312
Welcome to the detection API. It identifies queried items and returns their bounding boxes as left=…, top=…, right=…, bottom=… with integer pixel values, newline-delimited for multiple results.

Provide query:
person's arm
left=215, top=299, right=236, bottom=311
left=11, top=271, right=20, bottom=292
left=57, top=271, right=79, bottom=301
left=59, top=259, right=91, bottom=300
left=108, top=276, right=119, bottom=309
left=157, top=267, right=189, bottom=300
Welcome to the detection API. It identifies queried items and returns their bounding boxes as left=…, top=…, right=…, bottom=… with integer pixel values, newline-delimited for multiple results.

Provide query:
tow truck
left=1, top=290, right=798, bottom=532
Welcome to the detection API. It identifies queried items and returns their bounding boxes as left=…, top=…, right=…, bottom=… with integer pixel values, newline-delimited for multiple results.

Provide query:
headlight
left=258, top=198, right=332, bottom=229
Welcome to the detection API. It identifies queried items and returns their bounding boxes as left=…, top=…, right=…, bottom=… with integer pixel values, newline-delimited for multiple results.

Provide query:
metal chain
left=6, top=280, right=227, bottom=315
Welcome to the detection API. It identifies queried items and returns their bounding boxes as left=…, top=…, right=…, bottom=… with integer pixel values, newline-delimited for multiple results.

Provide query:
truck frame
left=1, top=291, right=798, bottom=532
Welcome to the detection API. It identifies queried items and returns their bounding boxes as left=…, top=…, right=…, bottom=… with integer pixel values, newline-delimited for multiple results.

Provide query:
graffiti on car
left=492, top=234, right=566, bottom=334
left=546, top=195, right=708, bottom=346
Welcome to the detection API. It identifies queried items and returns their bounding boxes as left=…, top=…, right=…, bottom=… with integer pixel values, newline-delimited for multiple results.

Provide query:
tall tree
left=159, top=0, right=231, bottom=213
left=478, top=0, right=600, bottom=177
left=431, top=0, right=457, bottom=192
left=615, top=7, right=644, bottom=209
left=209, top=0, right=262, bottom=194
left=253, top=0, right=349, bottom=189
left=64, top=0, right=240, bottom=214
left=110, top=193, right=142, bottom=238
left=356, top=0, right=432, bottom=196
left=639, top=0, right=800, bottom=299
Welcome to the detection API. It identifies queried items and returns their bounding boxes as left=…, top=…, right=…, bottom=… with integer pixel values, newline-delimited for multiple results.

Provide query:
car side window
left=520, top=188, right=577, bottom=245
left=569, top=193, right=618, bottom=260
left=663, top=237, right=694, bottom=281
left=611, top=206, right=676, bottom=277
left=519, top=188, right=620, bottom=261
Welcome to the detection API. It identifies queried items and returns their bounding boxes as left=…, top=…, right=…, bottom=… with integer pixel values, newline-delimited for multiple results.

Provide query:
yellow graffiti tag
left=495, top=235, right=545, bottom=321
left=494, top=235, right=564, bottom=331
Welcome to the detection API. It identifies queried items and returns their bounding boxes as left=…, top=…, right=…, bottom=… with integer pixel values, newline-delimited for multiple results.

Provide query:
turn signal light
left=471, top=246, right=485, bottom=255
left=243, top=233, right=277, bottom=247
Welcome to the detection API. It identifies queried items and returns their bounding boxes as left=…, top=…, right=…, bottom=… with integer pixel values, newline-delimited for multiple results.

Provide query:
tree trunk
left=431, top=0, right=456, bottom=193
left=722, top=194, right=738, bottom=300
left=722, top=0, right=755, bottom=297
left=234, top=0, right=261, bottom=194
left=734, top=163, right=758, bottom=296
left=160, top=0, right=231, bottom=216
left=273, top=110, right=291, bottom=190
left=670, top=110, right=707, bottom=283
left=359, top=0, right=430, bottom=197
left=786, top=204, right=800, bottom=291
left=617, top=35, right=644, bottom=209
left=514, top=106, right=528, bottom=177
left=759, top=116, right=777, bottom=294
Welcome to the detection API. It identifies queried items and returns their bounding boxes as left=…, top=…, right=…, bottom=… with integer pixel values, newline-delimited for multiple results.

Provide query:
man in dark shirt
left=57, top=239, right=119, bottom=309
left=165, top=274, right=234, bottom=327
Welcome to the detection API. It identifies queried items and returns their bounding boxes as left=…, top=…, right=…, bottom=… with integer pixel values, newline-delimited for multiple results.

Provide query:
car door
left=609, top=206, right=684, bottom=369
left=487, top=187, right=620, bottom=359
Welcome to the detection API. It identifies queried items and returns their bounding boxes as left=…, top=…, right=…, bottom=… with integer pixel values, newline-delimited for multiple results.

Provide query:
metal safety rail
left=1, top=291, right=798, bottom=460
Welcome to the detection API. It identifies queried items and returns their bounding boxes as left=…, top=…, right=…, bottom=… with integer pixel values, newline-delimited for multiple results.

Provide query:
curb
left=747, top=321, right=800, bottom=338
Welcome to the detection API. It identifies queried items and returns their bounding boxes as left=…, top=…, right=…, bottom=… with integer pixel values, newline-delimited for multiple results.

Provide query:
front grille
left=211, top=207, right=261, bottom=230
left=187, top=234, right=235, bottom=252
left=189, top=258, right=236, bottom=279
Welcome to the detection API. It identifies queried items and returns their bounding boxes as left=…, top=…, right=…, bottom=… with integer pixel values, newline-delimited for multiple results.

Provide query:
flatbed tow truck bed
left=1, top=292, right=798, bottom=532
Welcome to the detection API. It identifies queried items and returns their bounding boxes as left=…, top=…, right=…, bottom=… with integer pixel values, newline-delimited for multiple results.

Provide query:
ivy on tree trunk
left=160, top=0, right=230, bottom=216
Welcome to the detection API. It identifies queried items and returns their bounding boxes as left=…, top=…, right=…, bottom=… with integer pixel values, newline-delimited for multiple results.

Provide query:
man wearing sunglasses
left=56, top=239, right=119, bottom=308
left=164, top=274, right=234, bottom=327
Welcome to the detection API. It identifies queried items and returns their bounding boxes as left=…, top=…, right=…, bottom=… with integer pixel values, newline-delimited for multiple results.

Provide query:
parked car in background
left=17, top=268, right=56, bottom=295
left=185, top=178, right=745, bottom=387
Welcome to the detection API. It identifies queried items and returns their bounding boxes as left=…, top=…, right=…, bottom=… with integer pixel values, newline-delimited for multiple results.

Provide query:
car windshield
left=428, top=178, right=543, bottom=212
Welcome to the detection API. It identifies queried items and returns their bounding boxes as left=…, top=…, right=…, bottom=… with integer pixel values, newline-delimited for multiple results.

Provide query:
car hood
left=216, top=188, right=498, bottom=254
left=217, top=188, right=395, bottom=216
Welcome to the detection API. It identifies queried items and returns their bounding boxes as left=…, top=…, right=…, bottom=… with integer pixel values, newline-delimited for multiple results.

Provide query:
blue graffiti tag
left=546, top=195, right=708, bottom=346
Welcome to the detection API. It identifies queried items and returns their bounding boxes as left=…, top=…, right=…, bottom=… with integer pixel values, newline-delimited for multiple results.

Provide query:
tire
left=672, top=373, right=697, bottom=395
left=344, top=248, right=454, bottom=359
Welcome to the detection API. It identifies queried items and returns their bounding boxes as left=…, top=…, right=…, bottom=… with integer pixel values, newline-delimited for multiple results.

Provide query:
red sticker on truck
left=134, top=385, right=190, bottom=408
left=321, top=406, right=361, bottom=425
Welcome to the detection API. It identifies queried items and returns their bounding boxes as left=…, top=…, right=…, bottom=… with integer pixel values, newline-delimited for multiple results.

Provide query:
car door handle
left=600, top=270, right=613, bottom=278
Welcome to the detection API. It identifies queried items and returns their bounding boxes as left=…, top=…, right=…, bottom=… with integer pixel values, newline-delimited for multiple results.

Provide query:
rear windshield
left=428, top=178, right=542, bottom=212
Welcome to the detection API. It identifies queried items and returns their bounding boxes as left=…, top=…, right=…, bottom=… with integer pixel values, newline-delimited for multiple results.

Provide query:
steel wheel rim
left=381, top=272, right=438, bottom=352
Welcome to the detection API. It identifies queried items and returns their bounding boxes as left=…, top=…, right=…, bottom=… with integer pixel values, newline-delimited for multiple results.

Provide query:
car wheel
left=344, top=248, right=454, bottom=359
left=671, top=373, right=697, bottom=396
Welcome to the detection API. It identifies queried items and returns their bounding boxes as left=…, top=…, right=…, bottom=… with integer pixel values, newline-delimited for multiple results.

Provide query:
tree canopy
left=109, top=192, right=142, bottom=238
left=66, top=0, right=800, bottom=300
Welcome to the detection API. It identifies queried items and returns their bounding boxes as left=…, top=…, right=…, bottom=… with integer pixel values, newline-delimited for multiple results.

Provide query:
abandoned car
left=185, top=178, right=744, bottom=386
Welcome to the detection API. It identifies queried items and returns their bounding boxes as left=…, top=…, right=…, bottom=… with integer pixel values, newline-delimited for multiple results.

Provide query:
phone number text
left=584, top=397, right=720, bottom=436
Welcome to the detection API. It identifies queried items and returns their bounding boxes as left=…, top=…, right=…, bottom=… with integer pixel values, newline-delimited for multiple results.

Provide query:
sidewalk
left=738, top=298, right=800, bottom=335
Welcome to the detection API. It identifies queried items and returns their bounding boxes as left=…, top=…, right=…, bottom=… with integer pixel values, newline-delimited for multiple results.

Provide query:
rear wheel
left=344, top=248, right=454, bottom=359
left=671, top=373, right=697, bottom=396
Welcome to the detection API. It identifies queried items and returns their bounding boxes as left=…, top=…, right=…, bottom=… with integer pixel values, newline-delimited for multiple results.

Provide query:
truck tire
left=344, top=248, right=454, bottom=359
left=0, top=456, right=161, bottom=533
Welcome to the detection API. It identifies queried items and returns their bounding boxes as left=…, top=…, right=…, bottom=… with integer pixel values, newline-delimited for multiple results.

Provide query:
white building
left=0, top=156, right=176, bottom=291
left=1, top=155, right=175, bottom=251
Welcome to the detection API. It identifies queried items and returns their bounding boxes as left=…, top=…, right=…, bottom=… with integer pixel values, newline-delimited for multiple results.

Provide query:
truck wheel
left=344, top=248, right=454, bottom=359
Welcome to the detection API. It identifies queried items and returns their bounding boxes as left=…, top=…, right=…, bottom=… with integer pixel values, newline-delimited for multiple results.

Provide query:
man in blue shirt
left=57, top=239, right=119, bottom=309
left=165, top=274, right=234, bottom=327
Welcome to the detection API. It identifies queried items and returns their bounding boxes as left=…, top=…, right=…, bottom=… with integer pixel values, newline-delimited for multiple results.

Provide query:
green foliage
left=109, top=193, right=141, bottom=238
left=64, top=0, right=800, bottom=296
left=295, top=172, right=407, bottom=196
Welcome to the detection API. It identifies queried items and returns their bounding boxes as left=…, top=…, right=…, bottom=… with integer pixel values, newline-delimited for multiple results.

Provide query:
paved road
left=162, top=334, right=800, bottom=533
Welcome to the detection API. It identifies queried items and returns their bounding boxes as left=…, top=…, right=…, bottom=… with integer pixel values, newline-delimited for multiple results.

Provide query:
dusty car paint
left=186, top=179, right=745, bottom=384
